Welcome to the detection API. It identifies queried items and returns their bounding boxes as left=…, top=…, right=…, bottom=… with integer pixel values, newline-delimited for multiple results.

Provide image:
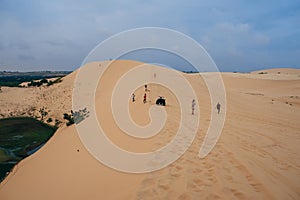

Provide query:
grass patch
left=0, top=149, right=13, bottom=162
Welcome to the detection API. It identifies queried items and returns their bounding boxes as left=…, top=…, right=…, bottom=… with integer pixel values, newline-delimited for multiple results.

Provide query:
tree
left=63, top=112, right=74, bottom=126
left=47, top=118, right=53, bottom=123
left=40, top=78, right=48, bottom=84
left=55, top=119, right=62, bottom=127
left=39, top=107, right=48, bottom=120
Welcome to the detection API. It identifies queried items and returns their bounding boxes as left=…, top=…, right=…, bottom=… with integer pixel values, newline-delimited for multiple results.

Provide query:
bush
left=72, top=108, right=89, bottom=124
left=63, top=113, right=74, bottom=126
left=28, top=80, right=43, bottom=87
left=47, top=81, right=53, bottom=86
left=39, top=107, right=48, bottom=120
left=40, top=78, right=48, bottom=84
left=47, top=118, right=53, bottom=123
left=55, top=119, right=62, bottom=127
left=47, top=77, right=62, bottom=86
left=66, top=120, right=74, bottom=126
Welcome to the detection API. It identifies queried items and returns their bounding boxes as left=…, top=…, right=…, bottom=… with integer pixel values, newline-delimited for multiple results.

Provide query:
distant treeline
left=0, top=71, right=72, bottom=87
left=182, top=70, right=198, bottom=74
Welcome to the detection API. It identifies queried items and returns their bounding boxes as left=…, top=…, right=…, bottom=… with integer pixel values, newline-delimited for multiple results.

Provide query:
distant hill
left=0, top=71, right=72, bottom=87
left=251, top=68, right=300, bottom=75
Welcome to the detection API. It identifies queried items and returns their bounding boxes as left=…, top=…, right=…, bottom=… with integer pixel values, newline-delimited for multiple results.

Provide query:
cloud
left=0, top=0, right=299, bottom=71
left=17, top=54, right=35, bottom=61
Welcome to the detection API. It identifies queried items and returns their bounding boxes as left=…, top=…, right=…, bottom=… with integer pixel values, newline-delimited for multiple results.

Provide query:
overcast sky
left=0, top=0, right=299, bottom=72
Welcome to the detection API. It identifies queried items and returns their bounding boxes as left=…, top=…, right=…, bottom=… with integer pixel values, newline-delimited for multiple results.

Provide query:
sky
left=0, top=0, right=299, bottom=72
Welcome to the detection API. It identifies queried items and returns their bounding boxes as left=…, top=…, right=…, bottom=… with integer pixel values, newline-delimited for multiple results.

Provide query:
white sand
left=0, top=60, right=299, bottom=199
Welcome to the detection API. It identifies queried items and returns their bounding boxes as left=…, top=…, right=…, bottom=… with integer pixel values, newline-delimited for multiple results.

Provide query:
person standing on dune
left=192, top=99, right=196, bottom=115
left=132, top=93, right=135, bottom=102
left=143, top=93, right=147, bottom=103
left=217, top=102, right=221, bottom=114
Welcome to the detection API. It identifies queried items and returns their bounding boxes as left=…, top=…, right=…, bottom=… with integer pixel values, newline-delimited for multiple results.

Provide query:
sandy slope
left=0, top=61, right=299, bottom=199
left=0, top=71, right=76, bottom=126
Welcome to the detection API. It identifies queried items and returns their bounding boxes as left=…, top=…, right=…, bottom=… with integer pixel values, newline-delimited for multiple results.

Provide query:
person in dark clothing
left=143, top=93, right=147, bottom=103
left=216, top=102, right=221, bottom=114
left=192, top=99, right=196, bottom=115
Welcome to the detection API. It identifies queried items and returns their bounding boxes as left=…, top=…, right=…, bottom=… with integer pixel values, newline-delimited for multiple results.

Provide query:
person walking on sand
left=192, top=99, right=196, bottom=115
left=132, top=93, right=135, bottom=102
left=143, top=93, right=147, bottom=103
left=216, top=102, right=221, bottom=114
left=145, top=84, right=148, bottom=92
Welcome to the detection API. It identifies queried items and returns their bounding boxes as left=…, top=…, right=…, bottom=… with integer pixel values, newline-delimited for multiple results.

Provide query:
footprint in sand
left=178, top=193, right=192, bottom=200
left=175, top=165, right=183, bottom=170
left=193, top=178, right=203, bottom=185
left=141, top=178, right=156, bottom=187
left=158, top=179, right=171, bottom=191
left=158, top=183, right=170, bottom=191
left=250, top=182, right=263, bottom=192
left=186, top=159, right=196, bottom=165
left=225, top=175, right=233, bottom=181
left=231, top=189, right=246, bottom=199
left=206, top=194, right=222, bottom=200
left=170, top=172, right=181, bottom=178
left=192, top=168, right=203, bottom=173
left=136, top=187, right=157, bottom=199
left=168, top=163, right=184, bottom=176
left=187, top=182, right=197, bottom=189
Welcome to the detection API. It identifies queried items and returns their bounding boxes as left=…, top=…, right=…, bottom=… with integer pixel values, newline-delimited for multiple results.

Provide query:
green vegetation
left=73, top=108, right=89, bottom=124
left=47, top=77, right=62, bottom=86
left=63, top=113, right=74, bottom=126
left=0, top=71, right=71, bottom=87
left=63, top=108, right=89, bottom=126
left=27, top=77, right=62, bottom=87
left=258, top=72, right=268, bottom=74
left=0, top=117, right=57, bottom=182
left=55, top=119, right=62, bottom=127
left=0, top=148, right=14, bottom=162
left=182, top=70, right=198, bottom=74
left=47, top=118, right=53, bottom=123
left=39, top=107, right=48, bottom=120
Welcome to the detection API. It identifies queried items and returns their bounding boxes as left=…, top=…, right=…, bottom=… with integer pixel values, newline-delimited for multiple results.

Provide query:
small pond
left=0, top=117, right=57, bottom=182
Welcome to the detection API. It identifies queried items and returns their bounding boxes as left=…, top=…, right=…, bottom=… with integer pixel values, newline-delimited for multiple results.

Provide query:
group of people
left=192, top=100, right=221, bottom=115
left=131, top=84, right=148, bottom=104
left=131, top=84, right=221, bottom=114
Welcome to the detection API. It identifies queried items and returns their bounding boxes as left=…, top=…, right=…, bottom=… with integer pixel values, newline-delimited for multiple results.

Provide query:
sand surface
left=0, top=60, right=299, bottom=199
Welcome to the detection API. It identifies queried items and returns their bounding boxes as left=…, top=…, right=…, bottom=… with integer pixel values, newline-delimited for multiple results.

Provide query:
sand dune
left=0, top=71, right=76, bottom=125
left=227, top=68, right=300, bottom=81
left=252, top=68, right=300, bottom=75
left=0, top=61, right=299, bottom=199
